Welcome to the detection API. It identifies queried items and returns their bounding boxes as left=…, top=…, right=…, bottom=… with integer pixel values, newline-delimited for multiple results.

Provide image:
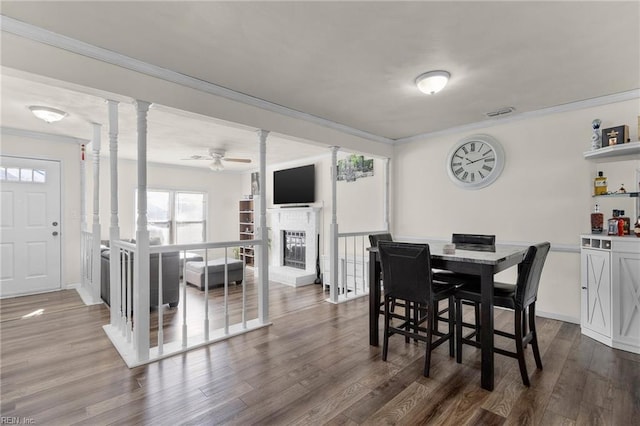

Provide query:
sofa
left=100, top=249, right=180, bottom=308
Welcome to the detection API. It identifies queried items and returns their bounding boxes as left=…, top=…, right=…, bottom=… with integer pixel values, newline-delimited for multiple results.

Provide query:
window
left=0, top=167, right=46, bottom=183
left=136, top=190, right=206, bottom=244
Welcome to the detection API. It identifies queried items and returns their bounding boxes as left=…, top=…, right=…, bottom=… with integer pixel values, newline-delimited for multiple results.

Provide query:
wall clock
left=446, top=134, right=505, bottom=189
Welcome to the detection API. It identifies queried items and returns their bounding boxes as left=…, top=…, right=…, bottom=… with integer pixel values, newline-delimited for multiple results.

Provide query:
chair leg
left=455, top=297, right=463, bottom=363
left=474, top=301, right=481, bottom=342
left=522, top=306, right=528, bottom=349
left=432, top=300, right=440, bottom=333
left=529, top=303, right=543, bottom=370
left=405, top=301, right=411, bottom=343
left=423, top=305, right=434, bottom=377
left=382, top=297, right=391, bottom=361
left=514, top=309, right=530, bottom=386
left=448, top=296, right=455, bottom=358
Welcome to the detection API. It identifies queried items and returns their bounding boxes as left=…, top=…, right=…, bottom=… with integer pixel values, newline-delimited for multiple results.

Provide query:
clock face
left=446, top=135, right=505, bottom=189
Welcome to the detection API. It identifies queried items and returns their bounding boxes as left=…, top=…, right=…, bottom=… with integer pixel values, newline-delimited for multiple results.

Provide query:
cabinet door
left=581, top=249, right=612, bottom=338
left=612, top=251, right=640, bottom=348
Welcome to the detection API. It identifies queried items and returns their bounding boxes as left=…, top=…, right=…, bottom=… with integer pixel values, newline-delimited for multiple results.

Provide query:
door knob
left=52, top=221, right=58, bottom=226
left=52, top=231, right=59, bottom=236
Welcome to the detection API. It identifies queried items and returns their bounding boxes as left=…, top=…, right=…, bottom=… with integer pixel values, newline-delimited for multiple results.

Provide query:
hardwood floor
left=1, top=276, right=638, bottom=425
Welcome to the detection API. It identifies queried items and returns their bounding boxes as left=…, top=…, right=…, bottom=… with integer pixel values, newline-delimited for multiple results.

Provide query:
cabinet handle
left=581, top=286, right=587, bottom=290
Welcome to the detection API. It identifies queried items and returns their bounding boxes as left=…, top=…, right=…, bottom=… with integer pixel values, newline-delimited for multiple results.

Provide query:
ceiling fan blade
left=224, top=158, right=252, bottom=163
left=181, top=155, right=211, bottom=160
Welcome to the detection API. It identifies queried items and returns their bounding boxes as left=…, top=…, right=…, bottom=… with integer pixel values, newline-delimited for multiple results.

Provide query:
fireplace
left=268, top=206, right=321, bottom=287
left=283, top=230, right=306, bottom=269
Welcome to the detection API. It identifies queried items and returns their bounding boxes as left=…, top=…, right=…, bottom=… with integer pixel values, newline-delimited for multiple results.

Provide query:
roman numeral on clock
left=454, top=167, right=464, bottom=175
left=482, top=165, right=493, bottom=172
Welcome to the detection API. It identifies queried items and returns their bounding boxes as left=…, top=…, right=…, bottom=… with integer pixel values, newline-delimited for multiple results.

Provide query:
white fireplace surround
left=268, top=207, right=321, bottom=287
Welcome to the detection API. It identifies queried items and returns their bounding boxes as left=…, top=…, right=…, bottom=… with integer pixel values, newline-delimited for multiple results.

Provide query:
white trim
left=395, top=90, right=640, bottom=145
left=0, top=16, right=393, bottom=146
left=535, top=309, right=580, bottom=325
left=1, top=126, right=89, bottom=144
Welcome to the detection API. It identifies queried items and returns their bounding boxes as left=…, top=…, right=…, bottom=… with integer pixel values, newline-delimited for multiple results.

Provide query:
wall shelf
left=593, top=192, right=640, bottom=198
left=583, top=141, right=640, bottom=162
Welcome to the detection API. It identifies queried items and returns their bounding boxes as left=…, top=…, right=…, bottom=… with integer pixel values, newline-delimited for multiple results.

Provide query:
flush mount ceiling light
left=29, top=106, right=68, bottom=123
left=415, top=70, right=450, bottom=95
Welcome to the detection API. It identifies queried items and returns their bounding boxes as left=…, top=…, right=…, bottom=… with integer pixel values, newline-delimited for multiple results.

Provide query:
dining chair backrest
left=514, top=242, right=551, bottom=310
left=378, top=241, right=433, bottom=305
left=452, top=234, right=495, bottom=251
left=369, top=233, right=393, bottom=247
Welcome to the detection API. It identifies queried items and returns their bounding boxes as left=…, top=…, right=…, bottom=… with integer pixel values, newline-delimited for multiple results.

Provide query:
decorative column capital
left=134, top=100, right=151, bottom=112
left=257, top=129, right=270, bottom=142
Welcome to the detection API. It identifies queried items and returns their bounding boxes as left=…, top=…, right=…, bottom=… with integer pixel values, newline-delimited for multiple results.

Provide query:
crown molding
left=1, top=15, right=394, bottom=146
left=395, top=89, right=640, bottom=144
left=1, top=126, right=90, bottom=144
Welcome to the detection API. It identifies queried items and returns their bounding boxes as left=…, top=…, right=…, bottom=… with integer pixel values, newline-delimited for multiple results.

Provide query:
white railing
left=80, top=230, right=93, bottom=288
left=325, top=230, right=387, bottom=303
left=102, top=238, right=269, bottom=367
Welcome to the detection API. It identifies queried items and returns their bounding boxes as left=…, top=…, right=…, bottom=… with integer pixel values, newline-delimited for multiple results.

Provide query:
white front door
left=0, top=156, right=61, bottom=297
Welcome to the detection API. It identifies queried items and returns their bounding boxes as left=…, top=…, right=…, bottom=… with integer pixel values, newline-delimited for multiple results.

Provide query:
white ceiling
left=1, top=1, right=639, bottom=170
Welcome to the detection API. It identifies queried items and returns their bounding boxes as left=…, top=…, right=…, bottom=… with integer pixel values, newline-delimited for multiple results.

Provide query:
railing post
left=383, top=157, right=390, bottom=232
left=134, top=100, right=151, bottom=363
left=91, top=123, right=102, bottom=304
left=108, top=100, right=121, bottom=326
left=329, top=146, right=340, bottom=303
left=257, top=129, right=269, bottom=324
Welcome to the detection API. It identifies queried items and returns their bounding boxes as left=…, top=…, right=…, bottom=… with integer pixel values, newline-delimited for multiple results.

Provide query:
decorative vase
left=591, top=119, right=602, bottom=150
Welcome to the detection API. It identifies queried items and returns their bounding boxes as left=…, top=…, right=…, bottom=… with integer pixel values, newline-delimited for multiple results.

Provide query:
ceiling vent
left=485, top=107, right=515, bottom=118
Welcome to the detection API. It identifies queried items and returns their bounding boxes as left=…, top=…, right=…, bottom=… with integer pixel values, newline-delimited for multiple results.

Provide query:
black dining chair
left=432, top=234, right=496, bottom=337
left=454, top=241, right=550, bottom=386
left=377, top=241, right=456, bottom=377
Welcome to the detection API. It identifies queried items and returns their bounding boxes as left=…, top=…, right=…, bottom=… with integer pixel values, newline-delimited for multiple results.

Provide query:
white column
left=383, top=157, right=390, bottom=232
left=108, top=100, right=120, bottom=326
left=134, top=100, right=151, bottom=362
left=80, top=143, right=87, bottom=289
left=329, top=146, right=340, bottom=303
left=80, top=144, right=87, bottom=232
left=257, top=129, right=269, bottom=324
left=91, top=123, right=102, bottom=304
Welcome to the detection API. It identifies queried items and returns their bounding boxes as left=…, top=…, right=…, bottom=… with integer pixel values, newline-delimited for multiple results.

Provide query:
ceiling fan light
left=415, top=70, right=450, bottom=95
left=29, top=105, right=68, bottom=123
left=209, top=158, right=224, bottom=171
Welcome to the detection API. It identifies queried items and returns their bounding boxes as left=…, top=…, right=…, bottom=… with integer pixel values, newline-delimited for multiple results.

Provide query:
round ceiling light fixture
left=29, top=106, right=68, bottom=123
left=415, top=70, right=450, bottom=95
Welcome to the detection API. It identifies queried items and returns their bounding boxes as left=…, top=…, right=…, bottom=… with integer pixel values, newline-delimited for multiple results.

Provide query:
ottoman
left=185, top=258, right=244, bottom=291
left=179, top=251, right=204, bottom=277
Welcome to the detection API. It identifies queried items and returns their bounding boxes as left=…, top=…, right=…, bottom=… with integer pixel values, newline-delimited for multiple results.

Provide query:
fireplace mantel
left=268, top=207, right=321, bottom=287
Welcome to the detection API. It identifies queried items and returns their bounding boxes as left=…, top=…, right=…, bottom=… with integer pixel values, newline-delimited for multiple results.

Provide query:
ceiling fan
left=182, top=148, right=251, bottom=171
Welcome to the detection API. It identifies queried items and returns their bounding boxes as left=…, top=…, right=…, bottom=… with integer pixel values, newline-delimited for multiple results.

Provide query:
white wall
left=1, top=133, right=83, bottom=287
left=241, top=152, right=387, bottom=258
left=94, top=159, right=242, bottom=243
left=393, top=98, right=640, bottom=322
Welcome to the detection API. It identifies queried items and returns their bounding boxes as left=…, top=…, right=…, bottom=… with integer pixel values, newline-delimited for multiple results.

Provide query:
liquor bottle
left=594, top=171, right=608, bottom=195
left=590, top=204, right=603, bottom=234
left=619, top=210, right=630, bottom=235
left=608, top=210, right=620, bottom=235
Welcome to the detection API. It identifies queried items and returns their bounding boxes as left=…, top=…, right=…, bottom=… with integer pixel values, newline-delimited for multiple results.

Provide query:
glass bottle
left=608, top=210, right=620, bottom=235
left=619, top=210, right=630, bottom=236
left=590, top=204, right=603, bottom=234
left=594, top=171, right=608, bottom=195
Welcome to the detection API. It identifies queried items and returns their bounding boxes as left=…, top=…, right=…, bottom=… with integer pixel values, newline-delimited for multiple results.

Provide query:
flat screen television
left=273, top=164, right=315, bottom=205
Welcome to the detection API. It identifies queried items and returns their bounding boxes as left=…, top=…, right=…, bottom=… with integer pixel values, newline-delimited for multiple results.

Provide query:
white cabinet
left=580, top=235, right=640, bottom=354
left=611, top=243, right=640, bottom=352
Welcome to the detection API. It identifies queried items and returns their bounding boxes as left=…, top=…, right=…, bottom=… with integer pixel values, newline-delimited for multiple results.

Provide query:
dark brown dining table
left=368, top=240, right=528, bottom=391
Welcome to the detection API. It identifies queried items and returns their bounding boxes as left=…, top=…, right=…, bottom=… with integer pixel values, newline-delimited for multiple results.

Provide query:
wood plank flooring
left=1, top=276, right=639, bottom=425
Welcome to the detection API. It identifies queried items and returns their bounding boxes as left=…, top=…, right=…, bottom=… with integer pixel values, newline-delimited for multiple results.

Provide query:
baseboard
left=534, top=310, right=580, bottom=325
